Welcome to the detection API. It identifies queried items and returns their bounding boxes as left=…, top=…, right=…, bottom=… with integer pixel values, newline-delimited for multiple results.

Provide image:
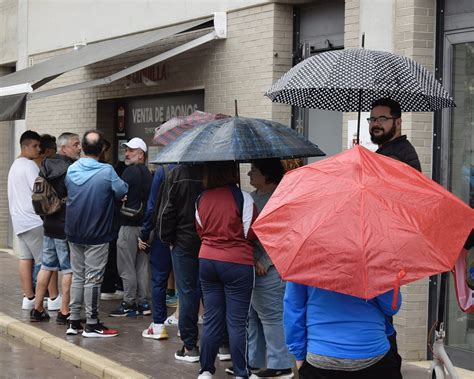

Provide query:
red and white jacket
left=195, top=186, right=258, bottom=266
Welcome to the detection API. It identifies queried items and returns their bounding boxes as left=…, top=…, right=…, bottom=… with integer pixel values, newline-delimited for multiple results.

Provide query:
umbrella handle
left=392, top=270, right=406, bottom=310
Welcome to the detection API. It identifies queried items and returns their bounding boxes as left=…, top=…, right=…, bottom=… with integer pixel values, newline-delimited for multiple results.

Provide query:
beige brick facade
left=393, top=0, right=436, bottom=361
left=0, top=3, right=294, bottom=247
left=0, top=0, right=443, bottom=364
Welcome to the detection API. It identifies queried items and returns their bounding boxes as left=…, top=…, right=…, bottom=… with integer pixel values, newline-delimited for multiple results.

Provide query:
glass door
left=441, top=31, right=474, bottom=370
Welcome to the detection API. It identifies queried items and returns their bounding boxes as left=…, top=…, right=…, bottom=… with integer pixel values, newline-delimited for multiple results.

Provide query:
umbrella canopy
left=266, top=48, right=455, bottom=112
left=153, top=110, right=229, bottom=145
left=252, top=145, right=474, bottom=300
left=151, top=116, right=325, bottom=164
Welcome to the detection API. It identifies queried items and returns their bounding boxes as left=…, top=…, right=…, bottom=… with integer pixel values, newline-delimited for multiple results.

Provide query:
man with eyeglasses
left=367, top=98, right=421, bottom=374
left=368, top=98, right=421, bottom=172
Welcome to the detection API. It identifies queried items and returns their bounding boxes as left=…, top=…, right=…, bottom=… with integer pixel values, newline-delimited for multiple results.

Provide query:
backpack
left=31, top=171, right=65, bottom=216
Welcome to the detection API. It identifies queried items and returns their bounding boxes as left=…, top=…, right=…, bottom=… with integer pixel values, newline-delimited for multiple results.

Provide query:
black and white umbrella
left=266, top=48, right=455, bottom=141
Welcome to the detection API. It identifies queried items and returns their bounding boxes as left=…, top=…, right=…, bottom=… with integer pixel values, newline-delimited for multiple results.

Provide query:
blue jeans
left=149, top=238, right=172, bottom=324
left=199, top=258, right=254, bottom=377
left=171, top=246, right=200, bottom=349
left=248, top=265, right=293, bottom=369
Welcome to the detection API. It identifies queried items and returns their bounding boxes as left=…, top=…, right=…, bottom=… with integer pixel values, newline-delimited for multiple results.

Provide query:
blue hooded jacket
left=65, top=158, right=128, bottom=245
left=284, top=283, right=401, bottom=361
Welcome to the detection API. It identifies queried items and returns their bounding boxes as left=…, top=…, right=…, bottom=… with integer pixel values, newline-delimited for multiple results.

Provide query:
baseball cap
left=121, top=137, right=147, bottom=153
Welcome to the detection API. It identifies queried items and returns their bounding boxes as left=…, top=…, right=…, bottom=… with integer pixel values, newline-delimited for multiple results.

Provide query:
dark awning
left=0, top=84, right=32, bottom=122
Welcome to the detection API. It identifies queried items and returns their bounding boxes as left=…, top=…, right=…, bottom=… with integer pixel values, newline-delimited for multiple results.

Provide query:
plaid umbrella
left=151, top=116, right=325, bottom=164
left=153, top=110, right=229, bottom=145
left=266, top=48, right=455, bottom=112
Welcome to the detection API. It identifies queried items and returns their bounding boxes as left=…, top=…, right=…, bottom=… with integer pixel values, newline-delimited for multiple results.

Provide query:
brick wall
left=342, top=0, right=360, bottom=149
left=20, top=4, right=293, bottom=195
left=0, top=66, right=14, bottom=248
left=393, top=0, right=436, bottom=361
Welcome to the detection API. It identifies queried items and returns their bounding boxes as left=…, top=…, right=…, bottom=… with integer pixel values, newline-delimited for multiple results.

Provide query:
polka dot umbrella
left=266, top=48, right=455, bottom=142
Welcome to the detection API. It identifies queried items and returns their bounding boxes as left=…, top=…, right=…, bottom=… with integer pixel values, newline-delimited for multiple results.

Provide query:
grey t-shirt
left=250, top=190, right=274, bottom=269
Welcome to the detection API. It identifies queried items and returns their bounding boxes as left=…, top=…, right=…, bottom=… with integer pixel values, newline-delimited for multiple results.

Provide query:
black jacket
left=120, top=164, right=152, bottom=227
left=376, top=135, right=422, bottom=172
left=156, top=164, right=204, bottom=255
left=42, top=155, right=75, bottom=239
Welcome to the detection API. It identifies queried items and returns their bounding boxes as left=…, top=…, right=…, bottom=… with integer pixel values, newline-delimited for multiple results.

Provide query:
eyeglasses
left=367, top=116, right=398, bottom=124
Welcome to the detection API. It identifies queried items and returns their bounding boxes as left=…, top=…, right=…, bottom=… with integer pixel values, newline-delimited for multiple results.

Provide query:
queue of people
left=7, top=98, right=418, bottom=379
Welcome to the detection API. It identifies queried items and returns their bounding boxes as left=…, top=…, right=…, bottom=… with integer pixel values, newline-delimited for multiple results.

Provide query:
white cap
left=121, top=137, right=147, bottom=153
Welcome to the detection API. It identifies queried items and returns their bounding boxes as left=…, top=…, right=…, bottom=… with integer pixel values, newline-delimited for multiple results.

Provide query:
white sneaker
left=142, top=323, right=168, bottom=340
left=100, top=291, right=123, bottom=300
left=47, top=295, right=62, bottom=311
left=197, top=371, right=213, bottom=379
left=22, top=296, right=35, bottom=310
left=165, top=313, right=179, bottom=326
left=217, top=347, right=231, bottom=361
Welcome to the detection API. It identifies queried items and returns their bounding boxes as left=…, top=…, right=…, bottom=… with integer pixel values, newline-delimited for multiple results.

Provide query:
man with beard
left=368, top=98, right=421, bottom=172
left=368, top=98, right=421, bottom=373
left=110, top=137, right=152, bottom=317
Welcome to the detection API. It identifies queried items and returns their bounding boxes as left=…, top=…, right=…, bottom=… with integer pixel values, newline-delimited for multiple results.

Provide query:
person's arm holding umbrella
left=283, top=281, right=308, bottom=369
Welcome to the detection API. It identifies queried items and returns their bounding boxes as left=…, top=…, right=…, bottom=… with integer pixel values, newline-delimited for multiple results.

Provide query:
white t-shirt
left=7, top=157, right=43, bottom=235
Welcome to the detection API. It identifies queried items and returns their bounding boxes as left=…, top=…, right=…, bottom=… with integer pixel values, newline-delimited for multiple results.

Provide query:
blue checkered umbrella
left=151, top=116, right=325, bottom=164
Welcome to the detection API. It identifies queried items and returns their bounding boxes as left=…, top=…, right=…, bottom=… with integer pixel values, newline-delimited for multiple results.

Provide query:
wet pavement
left=0, top=330, right=92, bottom=379
left=0, top=249, right=468, bottom=379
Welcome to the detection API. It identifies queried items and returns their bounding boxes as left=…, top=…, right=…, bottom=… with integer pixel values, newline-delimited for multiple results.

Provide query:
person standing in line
left=65, top=130, right=128, bottom=337
left=110, top=137, right=152, bottom=317
left=285, top=285, right=402, bottom=379
left=100, top=139, right=124, bottom=301
left=139, top=164, right=175, bottom=339
left=7, top=130, right=47, bottom=310
left=30, top=132, right=82, bottom=323
left=368, top=97, right=421, bottom=370
left=157, top=163, right=204, bottom=362
left=196, top=161, right=258, bottom=379
left=246, top=159, right=294, bottom=379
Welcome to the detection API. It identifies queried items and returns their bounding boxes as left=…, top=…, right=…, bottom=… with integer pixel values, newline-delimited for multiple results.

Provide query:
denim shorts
left=41, top=236, right=72, bottom=273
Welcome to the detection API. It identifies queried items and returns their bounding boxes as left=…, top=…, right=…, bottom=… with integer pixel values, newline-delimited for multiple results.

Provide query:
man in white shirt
left=8, top=130, right=44, bottom=310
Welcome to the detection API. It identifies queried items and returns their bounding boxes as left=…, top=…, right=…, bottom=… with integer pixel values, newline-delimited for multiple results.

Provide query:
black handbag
left=120, top=165, right=146, bottom=220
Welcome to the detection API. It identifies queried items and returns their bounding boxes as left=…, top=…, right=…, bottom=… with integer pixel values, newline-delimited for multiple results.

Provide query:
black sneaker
left=253, top=368, right=294, bottom=378
left=56, top=311, right=70, bottom=325
left=30, top=308, right=50, bottom=322
left=82, top=322, right=119, bottom=338
left=66, top=320, right=84, bottom=335
left=109, top=301, right=137, bottom=317
left=175, top=345, right=200, bottom=362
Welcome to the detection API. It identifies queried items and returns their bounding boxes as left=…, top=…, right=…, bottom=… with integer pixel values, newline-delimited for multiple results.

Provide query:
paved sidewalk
left=0, top=249, right=472, bottom=379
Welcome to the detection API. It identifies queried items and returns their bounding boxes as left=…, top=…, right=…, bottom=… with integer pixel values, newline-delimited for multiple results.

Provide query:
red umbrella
left=252, top=145, right=474, bottom=302
left=153, top=110, right=229, bottom=145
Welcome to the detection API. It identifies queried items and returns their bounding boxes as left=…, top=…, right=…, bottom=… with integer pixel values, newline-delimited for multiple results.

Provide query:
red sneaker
left=82, top=322, right=118, bottom=338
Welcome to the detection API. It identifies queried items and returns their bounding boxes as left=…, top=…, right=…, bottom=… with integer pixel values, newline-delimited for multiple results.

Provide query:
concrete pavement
left=0, top=249, right=472, bottom=379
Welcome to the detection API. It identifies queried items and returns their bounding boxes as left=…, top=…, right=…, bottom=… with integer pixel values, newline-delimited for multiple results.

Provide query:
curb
left=0, top=312, right=150, bottom=379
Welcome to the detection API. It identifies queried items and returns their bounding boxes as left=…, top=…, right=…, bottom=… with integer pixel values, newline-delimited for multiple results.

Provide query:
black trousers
left=101, top=240, right=122, bottom=293
left=298, top=349, right=403, bottom=379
